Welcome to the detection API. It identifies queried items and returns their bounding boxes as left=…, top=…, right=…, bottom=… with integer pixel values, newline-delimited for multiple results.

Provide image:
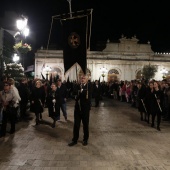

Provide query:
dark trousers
left=35, top=112, right=40, bottom=124
left=20, top=101, right=28, bottom=118
left=95, top=97, right=100, bottom=107
left=1, top=110, right=16, bottom=135
left=151, top=112, right=161, bottom=127
left=72, top=109, right=90, bottom=142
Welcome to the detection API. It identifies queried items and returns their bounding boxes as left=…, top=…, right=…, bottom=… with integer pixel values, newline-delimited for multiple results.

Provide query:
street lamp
left=100, top=67, right=108, bottom=81
left=16, top=16, right=29, bottom=40
left=44, top=66, right=52, bottom=80
left=160, top=68, right=168, bottom=79
left=13, top=53, right=20, bottom=63
left=14, top=16, right=30, bottom=70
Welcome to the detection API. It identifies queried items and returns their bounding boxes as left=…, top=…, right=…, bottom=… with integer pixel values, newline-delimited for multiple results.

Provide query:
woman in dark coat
left=31, top=80, right=46, bottom=125
left=46, top=83, right=60, bottom=128
left=150, top=81, right=164, bottom=131
left=136, top=82, right=147, bottom=121
left=145, top=81, right=154, bottom=124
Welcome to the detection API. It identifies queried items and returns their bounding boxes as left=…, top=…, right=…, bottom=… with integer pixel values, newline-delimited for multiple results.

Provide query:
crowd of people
left=0, top=75, right=170, bottom=142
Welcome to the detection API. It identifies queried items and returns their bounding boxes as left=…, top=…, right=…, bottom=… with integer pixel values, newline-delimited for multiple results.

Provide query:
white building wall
left=35, top=37, right=170, bottom=82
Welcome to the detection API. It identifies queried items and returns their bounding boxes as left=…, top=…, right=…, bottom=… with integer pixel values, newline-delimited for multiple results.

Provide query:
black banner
left=61, top=15, right=88, bottom=75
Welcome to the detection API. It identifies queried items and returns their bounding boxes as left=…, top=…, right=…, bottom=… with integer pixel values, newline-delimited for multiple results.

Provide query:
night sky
left=1, top=0, right=170, bottom=52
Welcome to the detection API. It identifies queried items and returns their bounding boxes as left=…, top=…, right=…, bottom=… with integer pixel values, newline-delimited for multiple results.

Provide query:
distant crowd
left=0, top=76, right=170, bottom=138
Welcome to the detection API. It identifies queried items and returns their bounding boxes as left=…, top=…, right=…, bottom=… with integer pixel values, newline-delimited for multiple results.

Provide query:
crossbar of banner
left=52, top=9, right=93, bottom=20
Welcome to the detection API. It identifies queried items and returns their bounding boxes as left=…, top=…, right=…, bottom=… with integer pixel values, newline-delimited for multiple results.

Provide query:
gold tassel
left=86, top=90, right=88, bottom=99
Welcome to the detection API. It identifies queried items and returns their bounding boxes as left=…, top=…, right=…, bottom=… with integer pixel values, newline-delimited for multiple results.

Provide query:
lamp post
left=15, top=16, right=30, bottom=69
left=67, top=0, right=72, bottom=17
left=100, top=67, right=108, bottom=81
left=160, top=68, right=168, bottom=79
left=44, top=66, right=52, bottom=80
left=13, top=53, right=20, bottom=63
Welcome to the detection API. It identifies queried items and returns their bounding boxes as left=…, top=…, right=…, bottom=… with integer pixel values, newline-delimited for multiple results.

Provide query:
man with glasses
left=68, top=75, right=92, bottom=146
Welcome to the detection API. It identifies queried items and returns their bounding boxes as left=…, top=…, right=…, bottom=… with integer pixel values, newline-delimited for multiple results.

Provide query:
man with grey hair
left=68, top=75, right=92, bottom=146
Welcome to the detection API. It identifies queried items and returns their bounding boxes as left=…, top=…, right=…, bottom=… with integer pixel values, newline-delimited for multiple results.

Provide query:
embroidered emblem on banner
left=68, top=32, right=80, bottom=48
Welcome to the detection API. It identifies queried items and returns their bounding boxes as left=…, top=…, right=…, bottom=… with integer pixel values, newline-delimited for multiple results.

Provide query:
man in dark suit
left=17, top=78, right=30, bottom=120
left=68, top=75, right=92, bottom=146
left=93, top=80, right=102, bottom=107
left=56, top=79, right=68, bottom=121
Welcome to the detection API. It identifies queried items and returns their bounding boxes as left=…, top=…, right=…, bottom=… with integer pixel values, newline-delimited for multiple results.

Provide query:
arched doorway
left=136, top=70, right=143, bottom=80
left=52, top=67, right=62, bottom=80
left=108, top=69, right=119, bottom=82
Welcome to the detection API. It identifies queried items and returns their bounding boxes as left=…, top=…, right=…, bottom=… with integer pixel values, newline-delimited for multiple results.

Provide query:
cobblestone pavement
left=0, top=98, right=170, bottom=170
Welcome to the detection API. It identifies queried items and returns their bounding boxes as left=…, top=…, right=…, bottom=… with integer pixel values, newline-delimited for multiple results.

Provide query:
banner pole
left=67, top=0, right=72, bottom=18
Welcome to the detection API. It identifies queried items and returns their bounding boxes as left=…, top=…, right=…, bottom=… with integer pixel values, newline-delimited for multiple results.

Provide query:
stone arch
left=135, top=69, right=143, bottom=80
left=52, top=67, right=62, bottom=80
left=108, top=68, right=120, bottom=82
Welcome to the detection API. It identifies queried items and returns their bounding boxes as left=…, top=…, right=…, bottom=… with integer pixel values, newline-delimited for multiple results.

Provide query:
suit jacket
left=93, top=84, right=102, bottom=98
left=75, top=83, right=92, bottom=113
left=56, top=84, right=68, bottom=104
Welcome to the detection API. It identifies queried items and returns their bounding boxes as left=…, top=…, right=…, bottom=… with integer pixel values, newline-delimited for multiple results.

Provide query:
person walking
left=17, top=78, right=30, bottom=120
left=7, top=78, right=21, bottom=122
left=30, top=80, right=46, bottom=125
left=93, top=80, right=102, bottom=107
left=56, top=79, right=68, bottom=121
left=136, top=81, right=147, bottom=121
left=150, top=81, right=164, bottom=131
left=0, top=81, right=18, bottom=137
left=68, top=75, right=92, bottom=146
left=46, top=83, right=60, bottom=128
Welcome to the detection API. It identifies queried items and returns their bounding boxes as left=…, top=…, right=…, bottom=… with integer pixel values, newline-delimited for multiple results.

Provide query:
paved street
left=0, top=97, right=170, bottom=170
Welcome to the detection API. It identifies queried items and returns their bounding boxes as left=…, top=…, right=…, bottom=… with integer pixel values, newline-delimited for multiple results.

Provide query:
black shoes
left=157, top=126, right=161, bottom=131
left=68, top=141, right=77, bottom=146
left=10, top=130, right=15, bottom=134
left=82, top=141, right=88, bottom=146
left=0, top=134, right=5, bottom=138
left=64, top=116, right=67, bottom=121
left=51, top=121, right=56, bottom=128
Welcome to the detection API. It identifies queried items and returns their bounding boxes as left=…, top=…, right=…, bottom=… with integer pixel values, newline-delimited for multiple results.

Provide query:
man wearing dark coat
left=68, top=75, right=92, bottom=146
left=56, top=79, right=68, bottom=121
left=93, top=80, right=102, bottom=107
left=17, top=78, right=30, bottom=120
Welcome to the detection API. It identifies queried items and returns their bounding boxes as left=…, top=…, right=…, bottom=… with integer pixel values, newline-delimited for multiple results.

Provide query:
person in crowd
left=56, top=79, right=68, bottom=121
left=0, top=81, right=18, bottom=137
left=0, top=76, right=7, bottom=91
left=30, top=80, right=46, bottom=125
left=17, top=77, right=30, bottom=120
left=150, top=81, right=164, bottom=131
left=125, top=81, right=131, bottom=103
left=7, top=78, right=21, bottom=122
left=145, top=81, right=154, bottom=124
left=136, top=81, right=147, bottom=121
left=131, top=80, right=138, bottom=107
left=93, top=80, right=102, bottom=107
left=68, top=75, right=92, bottom=146
left=46, top=83, right=60, bottom=128
left=162, top=82, right=170, bottom=121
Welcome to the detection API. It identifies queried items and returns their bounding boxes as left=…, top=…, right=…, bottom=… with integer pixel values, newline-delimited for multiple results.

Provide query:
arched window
left=108, top=69, right=119, bottom=74
left=53, top=67, right=62, bottom=80
left=136, top=70, right=142, bottom=80
left=108, top=69, right=119, bottom=82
